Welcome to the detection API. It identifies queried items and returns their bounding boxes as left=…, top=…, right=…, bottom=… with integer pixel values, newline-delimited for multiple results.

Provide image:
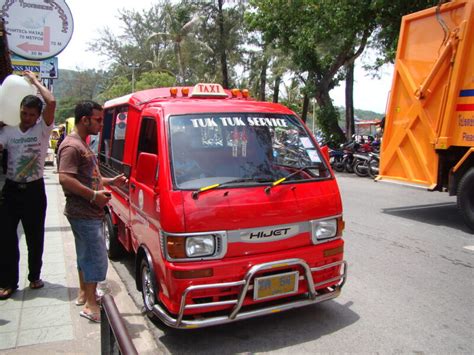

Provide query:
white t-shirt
left=0, top=119, right=53, bottom=182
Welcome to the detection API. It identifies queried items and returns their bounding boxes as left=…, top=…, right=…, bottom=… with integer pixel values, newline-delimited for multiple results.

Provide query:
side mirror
left=136, top=152, right=158, bottom=186
left=320, top=145, right=330, bottom=162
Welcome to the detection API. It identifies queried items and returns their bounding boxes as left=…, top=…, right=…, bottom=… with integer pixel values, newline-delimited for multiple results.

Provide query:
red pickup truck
left=98, top=83, right=347, bottom=329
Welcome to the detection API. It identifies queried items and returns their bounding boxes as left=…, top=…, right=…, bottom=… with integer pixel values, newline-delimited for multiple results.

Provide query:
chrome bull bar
left=152, top=258, right=347, bottom=329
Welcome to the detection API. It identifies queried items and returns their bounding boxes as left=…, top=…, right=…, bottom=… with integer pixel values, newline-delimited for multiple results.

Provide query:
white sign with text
left=1, top=0, right=74, bottom=60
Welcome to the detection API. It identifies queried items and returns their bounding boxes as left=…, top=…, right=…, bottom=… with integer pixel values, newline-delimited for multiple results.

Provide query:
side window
left=137, top=117, right=158, bottom=158
left=100, top=108, right=114, bottom=164
left=99, top=106, right=128, bottom=173
left=111, top=109, right=128, bottom=162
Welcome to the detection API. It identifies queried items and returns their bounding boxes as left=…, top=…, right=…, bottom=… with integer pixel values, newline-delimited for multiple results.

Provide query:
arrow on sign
left=17, top=26, right=51, bottom=53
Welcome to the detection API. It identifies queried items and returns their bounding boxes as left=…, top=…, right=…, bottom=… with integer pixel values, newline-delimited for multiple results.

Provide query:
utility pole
left=128, top=63, right=139, bottom=92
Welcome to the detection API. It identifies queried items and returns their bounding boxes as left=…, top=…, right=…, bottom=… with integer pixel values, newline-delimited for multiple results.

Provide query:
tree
left=193, top=0, right=246, bottom=88
left=54, top=69, right=107, bottom=123
left=248, top=0, right=373, bottom=144
left=88, top=5, right=166, bottom=73
left=135, top=72, right=176, bottom=91
left=343, top=0, right=438, bottom=137
left=147, top=2, right=213, bottom=85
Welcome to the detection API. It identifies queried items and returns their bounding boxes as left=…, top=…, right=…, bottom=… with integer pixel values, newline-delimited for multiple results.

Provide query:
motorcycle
left=367, top=152, right=379, bottom=179
left=329, top=148, right=345, bottom=172
left=352, top=152, right=370, bottom=177
left=353, top=152, right=379, bottom=178
left=340, top=141, right=359, bottom=173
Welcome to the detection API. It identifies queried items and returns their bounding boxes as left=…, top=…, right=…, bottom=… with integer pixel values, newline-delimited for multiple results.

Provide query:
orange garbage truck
left=378, top=0, right=474, bottom=230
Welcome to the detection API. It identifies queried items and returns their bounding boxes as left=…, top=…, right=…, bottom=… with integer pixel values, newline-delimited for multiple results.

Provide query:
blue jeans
left=67, top=218, right=107, bottom=283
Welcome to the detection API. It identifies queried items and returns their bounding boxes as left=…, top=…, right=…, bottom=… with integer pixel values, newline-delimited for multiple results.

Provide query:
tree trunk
left=176, top=44, right=185, bottom=85
left=315, top=88, right=345, bottom=144
left=259, top=55, right=267, bottom=101
left=273, top=75, right=281, bottom=103
left=345, top=62, right=355, bottom=141
left=217, top=0, right=229, bottom=89
left=301, top=93, right=310, bottom=123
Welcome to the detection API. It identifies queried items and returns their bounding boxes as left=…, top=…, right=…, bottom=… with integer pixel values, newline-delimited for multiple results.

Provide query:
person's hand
left=94, top=190, right=112, bottom=208
left=23, top=70, right=39, bottom=85
left=110, top=173, right=128, bottom=187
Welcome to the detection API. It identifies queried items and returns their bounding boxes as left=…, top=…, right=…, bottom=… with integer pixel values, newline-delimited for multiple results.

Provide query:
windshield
left=169, top=113, right=330, bottom=189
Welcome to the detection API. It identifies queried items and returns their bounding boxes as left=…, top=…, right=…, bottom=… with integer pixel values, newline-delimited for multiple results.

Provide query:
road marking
left=463, top=246, right=474, bottom=251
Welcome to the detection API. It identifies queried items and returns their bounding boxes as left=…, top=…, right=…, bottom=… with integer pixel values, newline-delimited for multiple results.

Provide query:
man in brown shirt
left=57, top=100, right=126, bottom=323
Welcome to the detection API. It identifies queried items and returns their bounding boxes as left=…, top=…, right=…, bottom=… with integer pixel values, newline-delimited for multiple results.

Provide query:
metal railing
left=101, top=294, right=138, bottom=355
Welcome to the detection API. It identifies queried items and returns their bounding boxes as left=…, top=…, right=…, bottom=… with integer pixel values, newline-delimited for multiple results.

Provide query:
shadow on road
left=156, top=300, right=359, bottom=354
left=112, top=254, right=359, bottom=353
left=382, top=202, right=472, bottom=234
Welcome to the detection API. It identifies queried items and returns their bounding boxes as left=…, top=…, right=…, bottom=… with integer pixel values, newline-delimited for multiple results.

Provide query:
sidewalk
left=0, top=167, right=157, bottom=354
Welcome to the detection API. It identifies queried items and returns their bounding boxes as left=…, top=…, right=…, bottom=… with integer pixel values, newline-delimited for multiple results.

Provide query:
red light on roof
left=170, top=87, right=178, bottom=97
left=242, top=89, right=249, bottom=98
left=182, top=87, right=189, bottom=96
left=231, top=88, right=240, bottom=97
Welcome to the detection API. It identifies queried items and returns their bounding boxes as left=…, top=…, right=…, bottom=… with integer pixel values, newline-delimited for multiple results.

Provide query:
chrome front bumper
left=152, top=258, right=347, bottom=329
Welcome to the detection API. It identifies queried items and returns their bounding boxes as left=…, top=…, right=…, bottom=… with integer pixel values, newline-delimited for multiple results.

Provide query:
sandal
left=0, top=287, right=16, bottom=300
left=29, top=280, right=44, bottom=289
left=79, top=310, right=101, bottom=323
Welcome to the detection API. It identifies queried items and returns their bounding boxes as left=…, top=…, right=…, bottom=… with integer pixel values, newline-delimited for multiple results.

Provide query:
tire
left=344, top=158, right=354, bottom=173
left=457, top=168, right=474, bottom=231
left=104, top=213, right=125, bottom=259
left=333, top=160, right=345, bottom=172
left=140, top=258, right=158, bottom=320
left=368, top=159, right=379, bottom=179
left=353, top=160, right=369, bottom=177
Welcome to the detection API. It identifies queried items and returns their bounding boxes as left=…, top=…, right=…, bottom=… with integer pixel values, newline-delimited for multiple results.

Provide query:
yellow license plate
left=254, top=271, right=299, bottom=300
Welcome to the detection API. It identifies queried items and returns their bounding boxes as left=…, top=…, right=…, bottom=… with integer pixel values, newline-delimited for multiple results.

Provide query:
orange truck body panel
left=379, top=0, right=474, bottom=189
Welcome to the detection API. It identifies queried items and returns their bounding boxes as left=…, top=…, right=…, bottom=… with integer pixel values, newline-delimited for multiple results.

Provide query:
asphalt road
left=111, top=173, right=474, bottom=354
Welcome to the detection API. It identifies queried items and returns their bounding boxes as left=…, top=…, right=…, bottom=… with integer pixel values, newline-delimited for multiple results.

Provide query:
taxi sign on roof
left=191, top=83, right=227, bottom=97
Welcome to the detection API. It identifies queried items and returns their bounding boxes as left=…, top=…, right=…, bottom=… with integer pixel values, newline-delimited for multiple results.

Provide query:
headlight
left=310, top=218, right=341, bottom=244
left=186, top=235, right=215, bottom=257
left=163, top=231, right=227, bottom=261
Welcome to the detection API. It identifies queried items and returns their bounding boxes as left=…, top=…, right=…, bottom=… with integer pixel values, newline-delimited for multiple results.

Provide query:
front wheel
left=344, top=158, right=354, bottom=173
left=333, top=159, right=345, bottom=172
left=104, top=213, right=125, bottom=259
left=140, top=258, right=158, bottom=320
left=353, top=160, right=369, bottom=177
left=457, top=168, right=474, bottom=231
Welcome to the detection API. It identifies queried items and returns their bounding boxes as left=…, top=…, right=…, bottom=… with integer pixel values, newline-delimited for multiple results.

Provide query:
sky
left=57, top=0, right=393, bottom=114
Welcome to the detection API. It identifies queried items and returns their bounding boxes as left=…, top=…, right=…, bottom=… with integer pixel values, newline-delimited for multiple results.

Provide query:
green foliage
left=53, top=69, right=108, bottom=123
left=135, top=72, right=176, bottom=91
left=316, top=103, right=343, bottom=144
left=53, top=0, right=438, bottom=142
left=97, top=77, right=131, bottom=102
left=247, top=0, right=375, bottom=145
left=55, top=96, right=77, bottom=124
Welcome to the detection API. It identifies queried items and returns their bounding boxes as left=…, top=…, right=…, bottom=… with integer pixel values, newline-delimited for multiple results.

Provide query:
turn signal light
left=172, top=268, right=214, bottom=279
left=337, top=218, right=345, bottom=237
left=167, top=236, right=186, bottom=258
left=323, top=245, right=344, bottom=257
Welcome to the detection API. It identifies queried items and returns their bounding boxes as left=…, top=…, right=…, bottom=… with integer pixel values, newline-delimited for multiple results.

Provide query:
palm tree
left=147, top=3, right=212, bottom=84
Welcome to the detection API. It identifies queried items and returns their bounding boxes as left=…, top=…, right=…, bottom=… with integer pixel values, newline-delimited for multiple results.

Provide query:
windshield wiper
left=264, top=166, right=319, bottom=194
left=192, top=177, right=272, bottom=199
